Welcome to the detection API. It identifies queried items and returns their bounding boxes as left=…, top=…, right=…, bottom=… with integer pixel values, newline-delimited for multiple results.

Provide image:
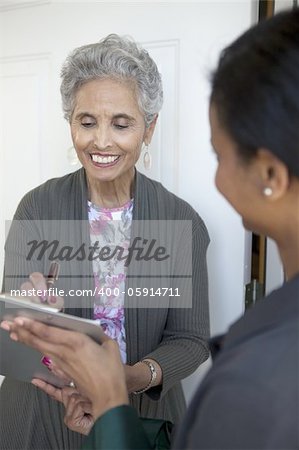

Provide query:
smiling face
left=70, top=78, right=156, bottom=190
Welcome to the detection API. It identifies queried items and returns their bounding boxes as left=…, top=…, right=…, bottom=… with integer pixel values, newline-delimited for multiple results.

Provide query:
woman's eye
left=82, top=121, right=95, bottom=128
left=114, top=123, right=129, bottom=129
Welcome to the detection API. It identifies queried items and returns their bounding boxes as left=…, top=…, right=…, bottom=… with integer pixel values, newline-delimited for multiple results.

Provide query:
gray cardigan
left=0, top=168, right=210, bottom=450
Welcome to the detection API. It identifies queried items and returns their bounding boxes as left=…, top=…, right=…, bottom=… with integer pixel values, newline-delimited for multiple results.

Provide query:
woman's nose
left=93, top=125, right=112, bottom=150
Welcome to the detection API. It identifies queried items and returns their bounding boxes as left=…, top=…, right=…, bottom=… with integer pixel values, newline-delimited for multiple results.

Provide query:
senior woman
left=0, top=35, right=210, bottom=450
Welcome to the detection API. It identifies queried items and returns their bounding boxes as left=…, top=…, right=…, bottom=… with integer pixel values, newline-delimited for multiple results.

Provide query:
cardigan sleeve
left=2, top=190, right=45, bottom=293
left=144, top=216, right=210, bottom=399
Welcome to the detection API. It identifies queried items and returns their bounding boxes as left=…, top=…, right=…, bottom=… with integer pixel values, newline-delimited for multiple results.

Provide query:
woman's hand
left=21, top=271, right=64, bottom=310
left=63, top=390, right=94, bottom=436
left=124, top=361, right=162, bottom=394
left=31, top=379, right=94, bottom=435
left=31, top=378, right=65, bottom=403
left=0, top=317, right=129, bottom=420
left=124, top=363, right=152, bottom=393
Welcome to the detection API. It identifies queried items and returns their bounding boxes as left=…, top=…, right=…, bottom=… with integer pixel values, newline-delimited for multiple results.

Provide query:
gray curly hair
left=60, top=34, right=163, bottom=127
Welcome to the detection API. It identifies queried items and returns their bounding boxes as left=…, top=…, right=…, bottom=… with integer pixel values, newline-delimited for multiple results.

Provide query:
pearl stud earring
left=263, top=187, right=273, bottom=197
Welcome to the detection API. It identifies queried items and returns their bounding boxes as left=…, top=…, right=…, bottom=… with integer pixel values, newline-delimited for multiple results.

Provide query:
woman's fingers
left=4, top=318, right=97, bottom=380
left=62, top=388, right=91, bottom=415
left=0, top=320, right=13, bottom=331
left=9, top=317, right=74, bottom=346
left=29, top=272, right=47, bottom=295
left=63, top=391, right=94, bottom=435
left=31, top=378, right=63, bottom=403
left=21, top=272, right=64, bottom=310
left=49, top=362, right=72, bottom=384
left=30, top=272, right=65, bottom=310
left=31, top=380, right=94, bottom=435
left=20, top=280, right=41, bottom=304
left=7, top=318, right=62, bottom=349
left=5, top=319, right=73, bottom=375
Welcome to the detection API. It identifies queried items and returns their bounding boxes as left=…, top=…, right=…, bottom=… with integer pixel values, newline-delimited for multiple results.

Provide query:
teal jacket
left=83, top=405, right=166, bottom=450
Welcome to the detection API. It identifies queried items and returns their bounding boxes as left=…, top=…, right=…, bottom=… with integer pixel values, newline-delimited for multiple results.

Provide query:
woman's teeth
left=91, top=154, right=119, bottom=164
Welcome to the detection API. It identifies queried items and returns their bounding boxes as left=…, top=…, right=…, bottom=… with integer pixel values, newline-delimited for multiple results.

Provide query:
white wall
left=275, top=0, right=296, bottom=12
left=266, top=239, right=284, bottom=295
left=0, top=1, right=254, bottom=392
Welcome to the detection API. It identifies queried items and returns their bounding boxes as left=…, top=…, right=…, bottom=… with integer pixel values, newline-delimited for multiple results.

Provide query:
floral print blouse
left=88, top=199, right=134, bottom=364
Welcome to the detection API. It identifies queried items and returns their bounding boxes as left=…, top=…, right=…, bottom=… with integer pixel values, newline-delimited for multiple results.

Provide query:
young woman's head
left=209, top=9, right=299, bottom=238
left=211, top=8, right=299, bottom=176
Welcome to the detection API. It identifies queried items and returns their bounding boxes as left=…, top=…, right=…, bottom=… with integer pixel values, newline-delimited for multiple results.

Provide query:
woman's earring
left=67, top=146, right=79, bottom=166
left=143, top=145, right=152, bottom=170
left=263, top=187, right=273, bottom=197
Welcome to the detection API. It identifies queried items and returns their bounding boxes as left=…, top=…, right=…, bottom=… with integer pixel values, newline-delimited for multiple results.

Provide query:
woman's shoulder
left=14, top=168, right=84, bottom=219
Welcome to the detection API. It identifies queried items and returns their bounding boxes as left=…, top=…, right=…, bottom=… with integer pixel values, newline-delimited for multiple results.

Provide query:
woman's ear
left=257, top=148, right=290, bottom=200
left=144, top=114, right=158, bottom=145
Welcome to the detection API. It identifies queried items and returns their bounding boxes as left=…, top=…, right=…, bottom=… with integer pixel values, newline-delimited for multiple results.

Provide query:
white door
left=0, top=0, right=253, bottom=398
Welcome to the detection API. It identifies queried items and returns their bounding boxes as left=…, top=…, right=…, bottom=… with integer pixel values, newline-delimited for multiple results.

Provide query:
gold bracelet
left=133, top=360, right=157, bottom=395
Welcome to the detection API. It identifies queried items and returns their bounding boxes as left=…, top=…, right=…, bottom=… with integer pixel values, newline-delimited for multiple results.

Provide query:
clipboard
left=0, top=293, right=105, bottom=387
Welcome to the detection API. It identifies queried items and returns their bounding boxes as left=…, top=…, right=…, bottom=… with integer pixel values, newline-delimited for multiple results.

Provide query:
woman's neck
left=266, top=182, right=299, bottom=282
left=87, top=170, right=135, bottom=209
left=276, top=217, right=299, bottom=282
left=278, top=241, right=299, bottom=282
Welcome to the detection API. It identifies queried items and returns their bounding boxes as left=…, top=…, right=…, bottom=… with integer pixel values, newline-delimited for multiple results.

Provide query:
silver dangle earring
left=263, top=187, right=273, bottom=197
left=143, top=144, right=152, bottom=170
